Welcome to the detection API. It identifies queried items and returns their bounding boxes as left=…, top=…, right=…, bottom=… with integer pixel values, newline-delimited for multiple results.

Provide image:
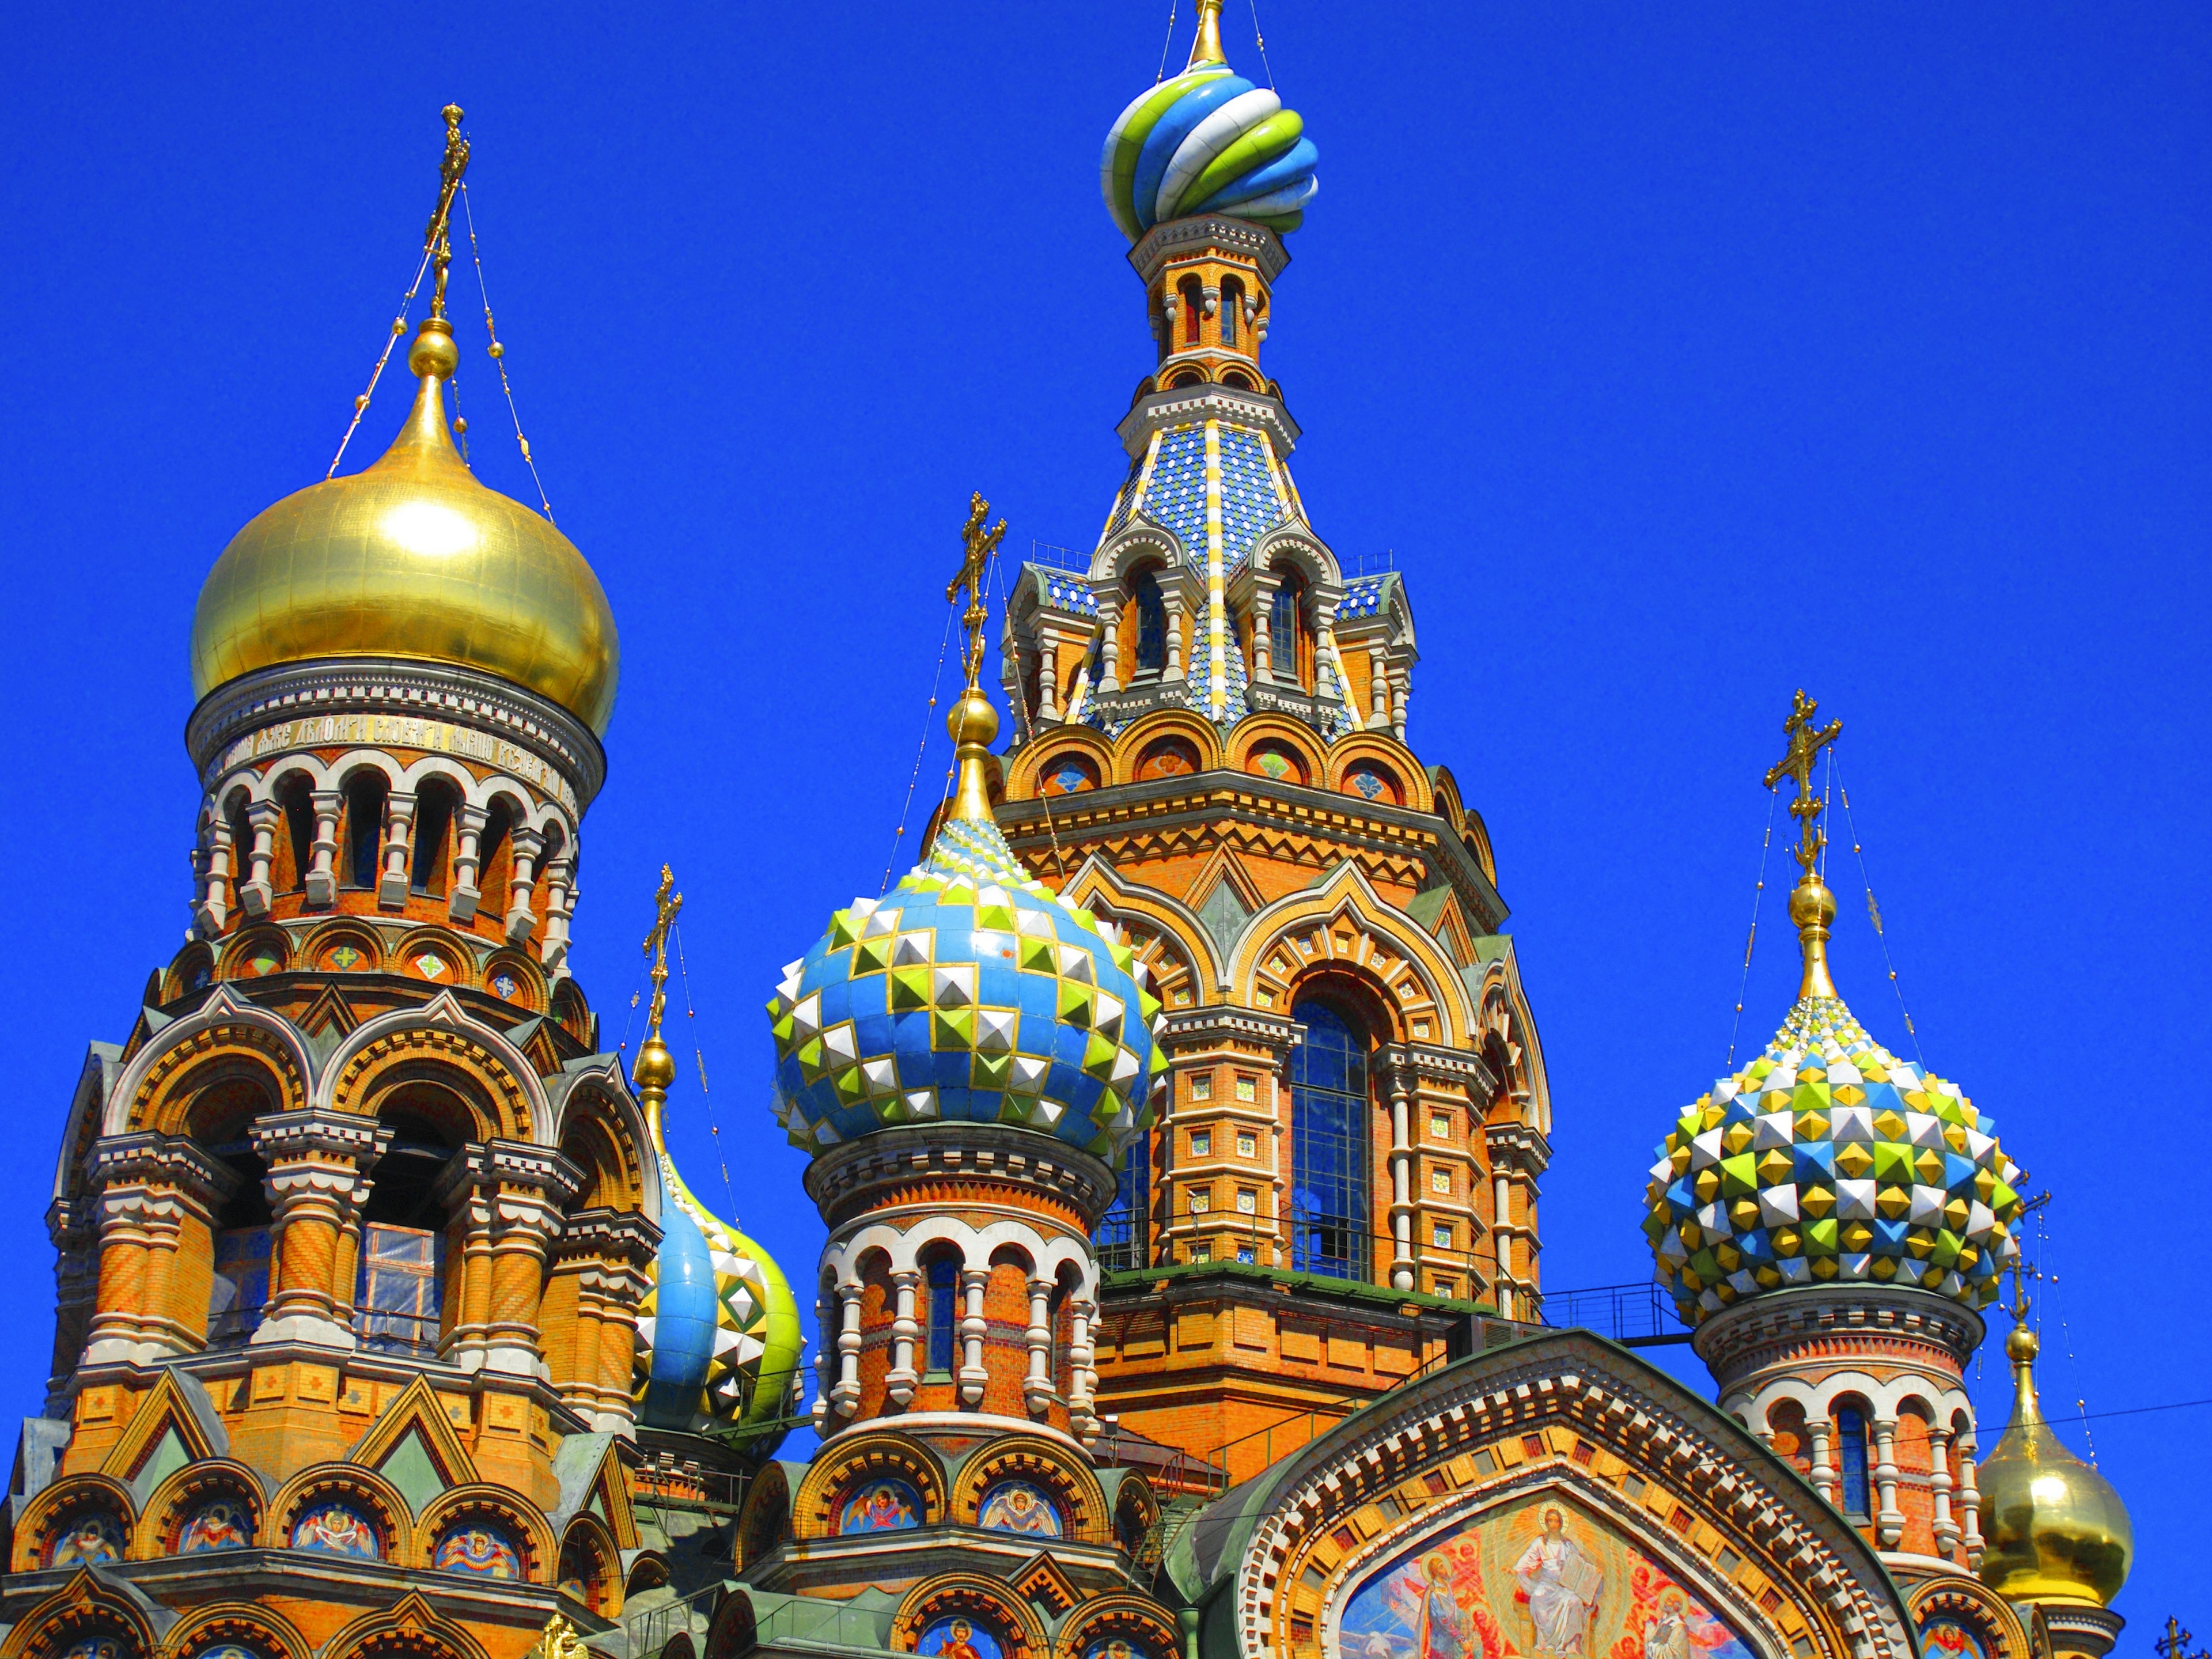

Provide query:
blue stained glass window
left=1290, top=1000, right=1370, bottom=1280
left=925, top=1256, right=957, bottom=1373
left=1133, top=568, right=1168, bottom=675
left=1095, top=1130, right=1152, bottom=1271
left=1836, top=1405, right=1872, bottom=1519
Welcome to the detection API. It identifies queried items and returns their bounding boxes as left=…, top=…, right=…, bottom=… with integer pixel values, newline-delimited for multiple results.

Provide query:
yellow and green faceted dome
left=767, top=815, right=1168, bottom=1160
left=1644, top=995, right=2025, bottom=1326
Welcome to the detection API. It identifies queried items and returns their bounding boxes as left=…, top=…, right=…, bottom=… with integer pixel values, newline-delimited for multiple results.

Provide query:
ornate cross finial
left=423, top=104, right=472, bottom=320
left=1762, top=689, right=1843, bottom=876
left=2006, top=1190, right=2052, bottom=1323
left=640, top=863, right=683, bottom=1044
left=946, top=491, right=1006, bottom=694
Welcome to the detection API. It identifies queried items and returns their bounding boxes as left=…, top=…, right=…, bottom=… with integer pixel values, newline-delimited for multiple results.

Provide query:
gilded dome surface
left=1643, top=993, right=2025, bottom=1326
left=1977, top=1328, right=2133, bottom=1607
left=767, top=812, right=1168, bottom=1160
left=191, top=320, right=620, bottom=734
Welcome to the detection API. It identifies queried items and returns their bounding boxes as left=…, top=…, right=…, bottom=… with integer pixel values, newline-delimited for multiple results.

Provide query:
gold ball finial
left=407, top=317, right=460, bottom=380
left=948, top=690, right=999, bottom=749
left=1786, top=876, right=1836, bottom=930
left=632, top=1036, right=677, bottom=1092
left=2006, top=1323, right=2040, bottom=1363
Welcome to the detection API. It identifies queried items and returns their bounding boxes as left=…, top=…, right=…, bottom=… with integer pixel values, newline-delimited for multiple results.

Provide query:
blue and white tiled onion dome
left=767, top=815, right=1169, bottom=1161
left=1099, top=10, right=1317, bottom=242
left=633, top=1146, right=804, bottom=1446
left=1643, top=996, right=2027, bottom=1327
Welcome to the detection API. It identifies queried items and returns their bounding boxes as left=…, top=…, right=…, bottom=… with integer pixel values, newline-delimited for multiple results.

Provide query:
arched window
left=358, top=1104, right=459, bottom=1358
left=924, top=1253, right=958, bottom=1374
left=1835, top=1404, right=1873, bottom=1520
left=411, top=778, right=460, bottom=897
left=223, top=791, right=253, bottom=892
left=1222, top=277, right=1243, bottom=347
left=342, top=772, right=387, bottom=891
left=1180, top=275, right=1203, bottom=346
left=1095, top=1128, right=1151, bottom=1271
left=276, top=774, right=316, bottom=892
left=1290, top=998, right=1370, bottom=1280
left=1132, top=566, right=1168, bottom=676
left=478, top=800, right=515, bottom=912
left=1271, top=569, right=1316, bottom=691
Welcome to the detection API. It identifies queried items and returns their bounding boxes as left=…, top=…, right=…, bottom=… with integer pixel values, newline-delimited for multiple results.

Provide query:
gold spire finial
left=944, top=494, right=1005, bottom=824
left=1187, top=0, right=1229, bottom=69
left=1762, top=690, right=1844, bottom=1000
left=632, top=864, right=683, bottom=1139
left=423, top=104, right=472, bottom=321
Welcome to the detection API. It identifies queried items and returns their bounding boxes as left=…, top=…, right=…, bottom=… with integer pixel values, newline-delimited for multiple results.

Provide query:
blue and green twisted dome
left=1643, top=994, right=2027, bottom=1327
left=767, top=814, right=1168, bottom=1160
left=1100, top=23, right=1318, bottom=241
left=632, top=1142, right=804, bottom=1445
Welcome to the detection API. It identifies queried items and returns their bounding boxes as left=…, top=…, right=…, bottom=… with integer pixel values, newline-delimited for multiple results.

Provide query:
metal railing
left=1351, top=550, right=1399, bottom=575
left=1092, top=1421, right=1230, bottom=1498
left=1027, top=539, right=1092, bottom=574
left=1538, top=1281, right=1688, bottom=1346
left=624, top=1584, right=722, bottom=1656
left=355, top=1309, right=441, bottom=1359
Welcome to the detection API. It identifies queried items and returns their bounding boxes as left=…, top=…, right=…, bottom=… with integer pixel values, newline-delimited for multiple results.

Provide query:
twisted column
left=249, top=1111, right=391, bottom=1350
left=82, top=1135, right=238, bottom=1366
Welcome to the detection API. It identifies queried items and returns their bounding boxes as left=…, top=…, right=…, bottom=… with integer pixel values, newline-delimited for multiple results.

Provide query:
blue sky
left=5, top=0, right=2207, bottom=1632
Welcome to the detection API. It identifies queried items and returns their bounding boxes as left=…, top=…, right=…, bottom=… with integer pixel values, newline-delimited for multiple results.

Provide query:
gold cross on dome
left=640, top=863, right=683, bottom=1043
left=947, top=491, right=1006, bottom=693
left=422, top=103, right=472, bottom=320
left=1762, top=689, right=1843, bottom=875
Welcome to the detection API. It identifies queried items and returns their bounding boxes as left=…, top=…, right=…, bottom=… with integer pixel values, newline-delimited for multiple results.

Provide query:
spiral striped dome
left=1100, top=51, right=1317, bottom=241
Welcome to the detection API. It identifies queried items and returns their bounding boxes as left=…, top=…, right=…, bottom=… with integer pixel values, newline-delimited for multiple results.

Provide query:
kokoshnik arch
left=2, top=10, right=2134, bottom=1659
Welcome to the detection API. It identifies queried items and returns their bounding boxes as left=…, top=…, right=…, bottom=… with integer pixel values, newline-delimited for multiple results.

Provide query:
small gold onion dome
left=191, top=318, right=619, bottom=733
left=1977, top=1325, right=2133, bottom=1607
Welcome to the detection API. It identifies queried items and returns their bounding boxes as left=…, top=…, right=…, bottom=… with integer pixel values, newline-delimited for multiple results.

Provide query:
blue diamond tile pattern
left=768, top=816, right=1168, bottom=1161
left=1339, top=577, right=1388, bottom=619
left=1139, top=426, right=1210, bottom=566
left=1039, top=571, right=1098, bottom=616
left=1215, top=425, right=1285, bottom=571
left=1104, top=459, right=1145, bottom=539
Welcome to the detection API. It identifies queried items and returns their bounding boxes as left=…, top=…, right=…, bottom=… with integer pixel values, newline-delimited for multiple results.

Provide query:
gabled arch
left=733, top=1460, right=796, bottom=1570
left=1465, top=946, right=1551, bottom=1138
left=323, top=1592, right=487, bottom=1659
left=163, top=1603, right=313, bottom=1659
left=1056, top=854, right=1217, bottom=1008
left=557, top=1510, right=624, bottom=1616
left=1249, top=523, right=1342, bottom=589
left=1108, top=708, right=1224, bottom=782
left=554, top=1067, right=655, bottom=1218
left=791, top=1430, right=948, bottom=1540
left=1092, top=521, right=1188, bottom=588
left=318, top=991, right=553, bottom=1143
left=137, top=1458, right=264, bottom=1560
left=1230, top=862, right=1476, bottom=1048
left=948, top=1433, right=1110, bottom=1545
left=107, top=988, right=312, bottom=1137
left=0, top=1569, right=158, bottom=1659
left=10, top=1474, right=134, bottom=1574
left=347, top=1376, right=479, bottom=1488
left=266, top=1463, right=414, bottom=1565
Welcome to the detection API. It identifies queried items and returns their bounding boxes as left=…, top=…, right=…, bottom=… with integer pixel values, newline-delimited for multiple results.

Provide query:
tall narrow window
left=1132, top=566, right=1168, bottom=675
left=358, top=1225, right=441, bottom=1357
left=925, top=1255, right=957, bottom=1373
left=342, top=774, right=386, bottom=890
left=277, top=774, right=316, bottom=892
left=1271, top=570, right=1316, bottom=691
left=1180, top=276, right=1203, bottom=346
left=1096, top=1128, right=1151, bottom=1271
left=1222, top=278, right=1242, bottom=347
left=1290, top=998, right=1370, bottom=1280
left=411, top=780, right=458, bottom=897
left=1836, top=1406, right=1872, bottom=1519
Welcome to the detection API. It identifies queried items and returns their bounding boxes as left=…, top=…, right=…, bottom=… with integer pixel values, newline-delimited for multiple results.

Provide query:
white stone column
left=1959, top=1427, right=1984, bottom=1569
left=887, top=1268, right=920, bottom=1406
left=1388, top=1070, right=1414, bottom=1291
left=1493, top=1162, right=1516, bottom=1320
left=377, top=791, right=416, bottom=909
left=1067, top=1294, right=1098, bottom=1444
left=1368, top=654, right=1391, bottom=731
left=503, top=826, right=543, bottom=944
left=1873, top=1415, right=1904, bottom=1547
left=1037, top=638, right=1060, bottom=723
left=539, top=849, right=575, bottom=972
left=958, top=1267, right=989, bottom=1406
left=194, top=812, right=234, bottom=934
left=238, top=801, right=282, bottom=916
left=811, top=1276, right=835, bottom=1432
left=1164, top=593, right=1186, bottom=682
left=1930, top=1423, right=1959, bottom=1558
left=1253, top=580, right=1275, bottom=680
left=1024, top=1278, right=1055, bottom=1416
left=304, top=790, right=342, bottom=907
left=1808, top=1417, right=1839, bottom=1507
left=1096, top=601, right=1124, bottom=694
left=449, top=805, right=486, bottom=922
left=831, top=1278, right=863, bottom=1417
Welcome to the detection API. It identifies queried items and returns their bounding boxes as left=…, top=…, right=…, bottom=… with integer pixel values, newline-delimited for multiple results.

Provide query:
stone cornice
left=1483, top=1122, right=1552, bottom=1173
left=1116, top=382, right=1301, bottom=462
left=246, top=1108, right=392, bottom=1169
left=1692, top=1283, right=1987, bottom=1387
left=87, top=1133, right=240, bottom=1207
left=185, top=656, right=605, bottom=810
left=804, top=1123, right=1116, bottom=1223
left=1160, top=1005, right=1300, bottom=1051
left=1127, top=214, right=1291, bottom=284
left=431, top=1139, right=585, bottom=1207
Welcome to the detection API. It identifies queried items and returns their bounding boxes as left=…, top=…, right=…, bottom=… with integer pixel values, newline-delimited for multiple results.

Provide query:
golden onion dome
left=1976, top=1325, right=2132, bottom=1607
left=191, top=318, right=619, bottom=734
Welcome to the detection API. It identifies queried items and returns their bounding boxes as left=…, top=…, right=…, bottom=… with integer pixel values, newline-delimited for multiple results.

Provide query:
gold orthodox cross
left=423, top=104, right=471, bottom=320
left=1762, top=689, right=1843, bottom=875
left=640, top=863, right=683, bottom=1041
left=947, top=491, right=1006, bottom=692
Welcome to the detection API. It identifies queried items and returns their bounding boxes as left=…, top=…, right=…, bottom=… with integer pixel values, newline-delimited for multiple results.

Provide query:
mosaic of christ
left=1336, top=1493, right=1756, bottom=1659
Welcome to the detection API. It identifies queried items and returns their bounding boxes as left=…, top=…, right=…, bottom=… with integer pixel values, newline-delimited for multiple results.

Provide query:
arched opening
left=1834, top=1399, right=1874, bottom=1521
left=1179, top=275, right=1203, bottom=346
left=1221, top=276, right=1243, bottom=348
left=1289, top=994, right=1372, bottom=1281
left=341, top=771, right=387, bottom=891
left=359, top=1091, right=466, bottom=1358
left=1221, top=369, right=1256, bottom=391
left=1094, top=1126, right=1151, bottom=1272
left=1130, top=564, right=1168, bottom=678
left=1271, top=569, right=1316, bottom=691
left=276, top=772, right=316, bottom=892
left=222, top=789, right=253, bottom=897
left=478, top=799, right=516, bottom=915
left=411, top=778, right=461, bottom=898
left=922, top=1249, right=959, bottom=1376
left=191, top=1075, right=277, bottom=1347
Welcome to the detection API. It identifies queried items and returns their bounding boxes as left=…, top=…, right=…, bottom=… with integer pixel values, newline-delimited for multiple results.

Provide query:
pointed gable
left=346, top=1377, right=476, bottom=1506
left=99, top=1372, right=226, bottom=1502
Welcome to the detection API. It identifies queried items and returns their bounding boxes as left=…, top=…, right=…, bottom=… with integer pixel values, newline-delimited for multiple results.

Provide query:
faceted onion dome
left=767, top=692, right=1169, bottom=1160
left=1642, top=990, right=2025, bottom=1327
left=1976, top=1325, right=2133, bottom=1607
left=1100, top=0, right=1318, bottom=241
left=191, top=318, right=620, bottom=734
left=631, top=1035, right=804, bottom=1448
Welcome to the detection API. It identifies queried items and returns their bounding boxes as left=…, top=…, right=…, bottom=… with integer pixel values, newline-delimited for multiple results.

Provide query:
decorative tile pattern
left=1645, top=996, right=2024, bottom=1325
left=1140, top=425, right=1210, bottom=567
left=1215, top=425, right=1285, bottom=572
left=768, top=816, right=1168, bottom=1160
left=1042, top=575, right=1099, bottom=616
left=1339, top=577, right=1389, bottom=619
left=1104, top=456, right=1147, bottom=539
